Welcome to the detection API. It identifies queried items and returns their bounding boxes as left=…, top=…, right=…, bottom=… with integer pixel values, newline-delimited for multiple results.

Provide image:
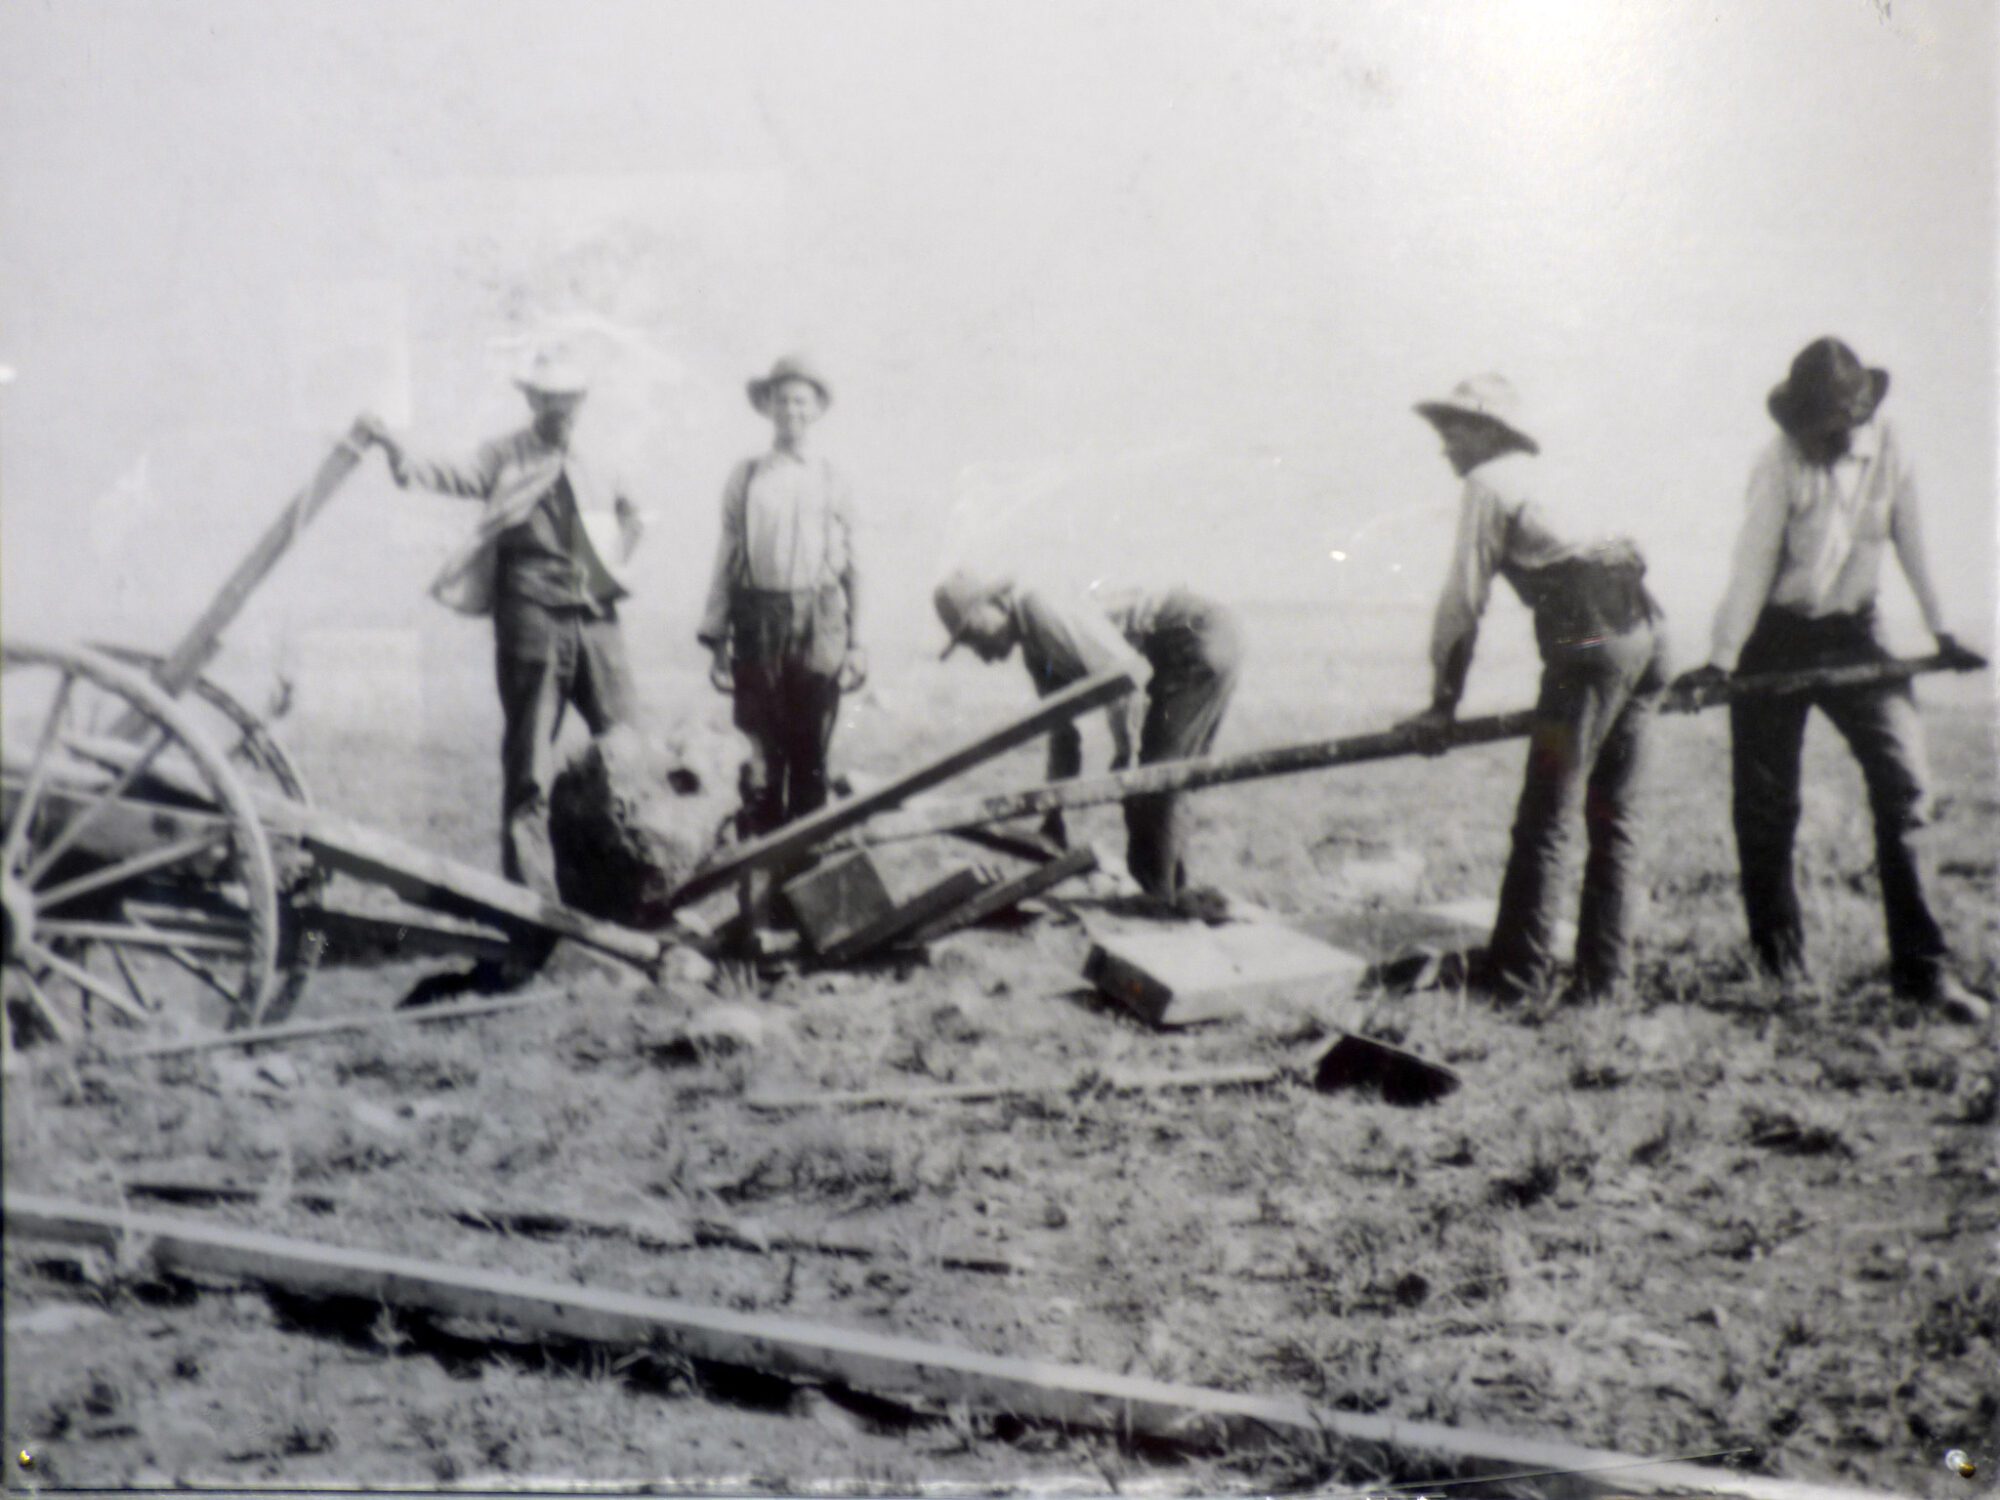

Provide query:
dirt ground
left=5, top=642, right=1997, bottom=1496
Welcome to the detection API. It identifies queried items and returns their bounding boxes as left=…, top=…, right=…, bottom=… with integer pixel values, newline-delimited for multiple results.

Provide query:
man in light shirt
left=933, top=571, right=1243, bottom=905
left=1674, top=337, right=1987, bottom=1025
left=358, top=350, right=643, bottom=895
left=1396, top=374, right=1669, bottom=1005
left=698, top=356, right=864, bottom=839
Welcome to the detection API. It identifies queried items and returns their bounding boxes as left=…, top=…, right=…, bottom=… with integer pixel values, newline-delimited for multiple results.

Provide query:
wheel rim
left=2, top=642, right=281, bottom=1041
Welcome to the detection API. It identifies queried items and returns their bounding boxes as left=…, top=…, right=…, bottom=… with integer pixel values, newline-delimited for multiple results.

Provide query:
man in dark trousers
left=358, top=350, right=643, bottom=895
left=933, top=570, right=1243, bottom=906
left=1396, top=374, right=1669, bottom=1005
left=1674, top=337, right=1987, bottom=1025
left=698, top=355, right=864, bottom=840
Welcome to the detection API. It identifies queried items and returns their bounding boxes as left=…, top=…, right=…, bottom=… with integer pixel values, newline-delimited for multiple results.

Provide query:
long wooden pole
left=2, top=1194, right=1890, bottom=1500
left=662, top=667, right=1137, bottom=910
left=850, top=654, right=1981, bottom=846
left=150, top=425, right=373, bottom=698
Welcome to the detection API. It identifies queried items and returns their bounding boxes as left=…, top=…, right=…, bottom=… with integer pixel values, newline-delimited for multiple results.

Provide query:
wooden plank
left=1084, top=922, right=1369, bottom=1028
left=304, top=901, right=516, bottom=967
left=2, top=1193, right=1888, bottom=1500
left=262, top=804, right=663, bottom=969
left=745, top=1062, right=1282, bottom=1112
left=59, top=735, right=666, bottom=970
left=909, top=845, right=1098, bottom=943
left=780, top=852, right=898, bottom=955
left=851, top=654, right=1979, bottom=845
left=664, top=667, right=1137, bottom=911
left=946, top=826, right=1058, bottom=864
left=107, top=989, right=556, bottom=1061
left=818, top=868, right=989, bottom=964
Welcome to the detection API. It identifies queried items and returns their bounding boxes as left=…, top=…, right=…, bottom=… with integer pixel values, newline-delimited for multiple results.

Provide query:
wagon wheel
left=90, top=643, right=326, bottom=1021
left=1, top=642, right=281, bottom=1046
left=89, top=643, right=313, bottom=803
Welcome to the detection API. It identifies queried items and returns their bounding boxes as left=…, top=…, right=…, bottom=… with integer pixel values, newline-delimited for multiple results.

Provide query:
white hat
left=1414, top=373, right=1538, bottom=454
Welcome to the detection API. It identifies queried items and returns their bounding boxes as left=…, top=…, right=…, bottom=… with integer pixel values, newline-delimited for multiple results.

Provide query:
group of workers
left=352, top=332, right=1988, bottom=1027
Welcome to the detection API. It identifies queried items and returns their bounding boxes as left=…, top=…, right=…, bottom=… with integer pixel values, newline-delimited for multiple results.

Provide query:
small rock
left=663, top=946, right=717, bottom=990
left=11, top=1304, right=113, bottom=1338
left=253, top=1056, right=300, bottom=1091
left=347, top=1100, right=406, bottom=1134
left=684, top=1003, right=768, bottom=1057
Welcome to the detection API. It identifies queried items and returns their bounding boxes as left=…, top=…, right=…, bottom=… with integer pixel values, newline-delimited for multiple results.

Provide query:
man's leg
left=1729, top=687, right=1813, bottom=980
left=573, top=613, right=638, bottom=735
left=1125, top=608, right=1243, bottom=899
left=1573, top=631, right=1665, bottom=994
left=1486, top=654, right=1624, bottom=998
left=494, top=603, right=570, bottom=896
left=783, top=662, right=843, bottom=824
left=1819, top=680, right=1949, bottom=995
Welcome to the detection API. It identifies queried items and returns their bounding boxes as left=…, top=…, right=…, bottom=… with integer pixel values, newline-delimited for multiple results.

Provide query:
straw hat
left=1414, top=373, right=1539, bottom=455
left=1767, top=337, right=1888, bottom=436
left=748, top=355, right=833, bottom=414
left=933, top=568, right=1012, bottom=659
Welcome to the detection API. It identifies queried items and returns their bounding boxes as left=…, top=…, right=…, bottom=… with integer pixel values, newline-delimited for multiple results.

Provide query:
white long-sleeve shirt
left=1707, top=420, right=1946, bottom=670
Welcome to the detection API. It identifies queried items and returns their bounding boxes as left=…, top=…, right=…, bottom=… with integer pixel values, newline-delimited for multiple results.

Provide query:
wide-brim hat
left=1414, top=372, right=1540, bottom=456
left=1767, top=337, right=1888, bottom=436
left=933, top=568, right=1012, bottom=659
left=748, top=355, right=833, bottom=415
left=512, top=349, right=590, bottom=401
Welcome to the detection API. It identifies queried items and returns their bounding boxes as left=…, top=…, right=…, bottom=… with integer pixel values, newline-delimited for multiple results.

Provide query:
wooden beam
left=780, top=852, right=898, bottom=955
left=106, top=989, right=555, bottom=1061
left=2, top=1193, right=1887, bottom=1500
left=1084, top=922, right=1369, bottom=1028
left=745, top=1062, right=1283, bottom=1112
left=909, top=845, right=1097, bottom=943
left=850, top=655, right=1978, bottom=844
left=663, top=667, right=1137, bottom=911
left=817, top=868, right=987, bottom=964
left=946, top=826, right=1059, bottom=864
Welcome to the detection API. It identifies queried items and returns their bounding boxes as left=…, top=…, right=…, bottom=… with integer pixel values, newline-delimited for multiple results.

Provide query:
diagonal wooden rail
left=3, top=1193, right=1897, bottom=1500
left=847, top=653, right=1984, bottom=846
left=661, top=667, right=1137, bottom=911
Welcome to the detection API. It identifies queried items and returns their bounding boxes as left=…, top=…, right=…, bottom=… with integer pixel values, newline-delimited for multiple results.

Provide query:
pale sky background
left=2, top=0, right=1994, bottom=718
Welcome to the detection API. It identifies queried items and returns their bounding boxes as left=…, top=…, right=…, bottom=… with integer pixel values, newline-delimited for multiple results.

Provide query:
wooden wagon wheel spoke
left=105, top=938, right=161, bottom=1016
left=24, top=725, right=175, bottom=884
left=38, top=919, right=252, bottom=958
left=2, top=667, right=79, bottom=877
left=34, top=827, right=228, bottom=912
left=8, top=965, right=74, bottom=1043
left=19, top=939, right=153, bottom=1025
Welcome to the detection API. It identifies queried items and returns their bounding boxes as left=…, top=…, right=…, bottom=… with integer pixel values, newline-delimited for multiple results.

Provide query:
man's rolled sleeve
left=393, top=439, right=505, bottom=500
left=1708, top=446, right=1791, bottom=670
left=697, top=462, right=752, bottom=646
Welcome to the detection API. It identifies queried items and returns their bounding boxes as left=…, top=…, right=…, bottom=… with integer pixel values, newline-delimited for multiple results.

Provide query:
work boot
left=1909, top=974, right=1992, bottom=1027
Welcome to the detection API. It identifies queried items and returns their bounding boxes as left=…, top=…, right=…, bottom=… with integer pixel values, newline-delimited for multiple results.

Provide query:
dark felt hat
left=1767, top=337, right=1888, bottom=436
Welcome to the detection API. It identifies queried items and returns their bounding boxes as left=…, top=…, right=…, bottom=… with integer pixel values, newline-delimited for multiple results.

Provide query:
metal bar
left=107, top=988, right=557, bottom=1060
left=1, top=669, right=77, bottom=876
left=38, top=919, right=250, bottom=957
left=852, top=653, right=1980, bottom=844
left=665, top=667, right=1139, bottom=911
left=33, top=827, right=227, bottom=912
left=19, top=940, right=153, bottom=1024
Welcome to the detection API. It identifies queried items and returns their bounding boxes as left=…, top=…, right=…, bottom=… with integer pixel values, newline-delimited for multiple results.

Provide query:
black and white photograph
left=2, top=2, right=1994, bottom=1495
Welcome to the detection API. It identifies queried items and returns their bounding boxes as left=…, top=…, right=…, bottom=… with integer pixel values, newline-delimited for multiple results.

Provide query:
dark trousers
left=1485, top=619, right=1668, bottom=997
left=729, top=588, right=846, bottom=840
left=495, top=596, right=635, bottom=895
left=1729, top=607, right=1945, bottom=992
left=1124, top=594, right=1244, bottom=899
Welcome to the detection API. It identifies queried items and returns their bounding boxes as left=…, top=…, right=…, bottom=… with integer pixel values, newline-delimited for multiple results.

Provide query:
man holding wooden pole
left=933, top=572, right=1243, bottom=906
left=1395, top=375, right=1669, bottom=1006
left=356, top=350, right=644, bottom=896
left=1672, top=337, right=1988, bottom=1025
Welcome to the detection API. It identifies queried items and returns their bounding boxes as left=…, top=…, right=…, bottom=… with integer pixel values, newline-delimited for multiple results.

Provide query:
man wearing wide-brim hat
left=357, top=349, right=645, bottom=896
left=1396, top=373, right=1670, bottom=1006
left=1674, top=336, right=1988, bottom=1025
left=934, top=568, right=1243, bottom=905
left=698, top=355, right=864, bottom=839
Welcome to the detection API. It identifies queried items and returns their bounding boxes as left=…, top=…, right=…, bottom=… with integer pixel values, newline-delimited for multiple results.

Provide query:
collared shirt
left=698, top=448, right=856, bottom=644
left=1010, top=587, right=1154, bottom=697
left=1708, top=419, right=1946, bottom=668
left=1427, top=451, right=1640, bottom=701
left=393, top=427, right=629, bottom=616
